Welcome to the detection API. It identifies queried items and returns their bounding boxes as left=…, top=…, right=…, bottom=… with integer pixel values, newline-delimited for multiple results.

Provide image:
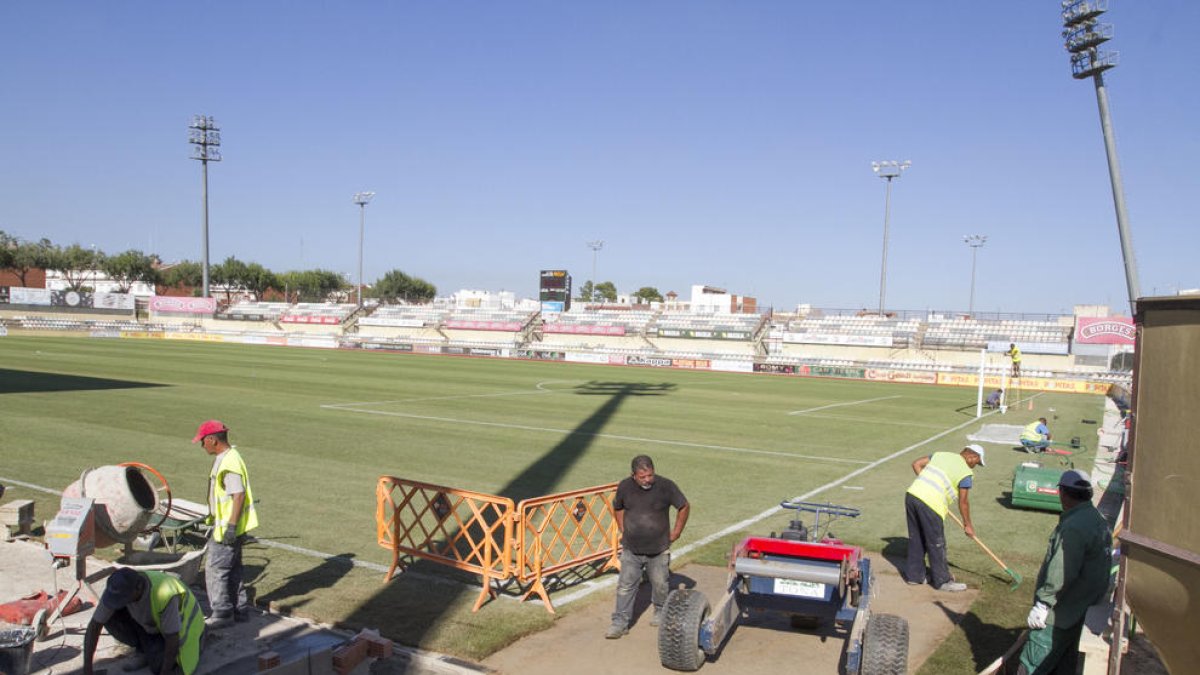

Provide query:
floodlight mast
left=963, top=234, right=988, bottom=317
left=188, top=115, right=222, bottom=298
left=586, top=240, right=604, bottom=303
left=1062, top=0, right=1140, bottom=313
left=871, top=160, right=911, bottom=316
left=353, top=192, right=375, bottom=307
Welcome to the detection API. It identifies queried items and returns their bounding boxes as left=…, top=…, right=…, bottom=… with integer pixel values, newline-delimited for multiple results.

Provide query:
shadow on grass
left=935, top=601, right=1023, bottom=671
left=254, top=552, right=357, bottom=614
left=0, top=368, right=166, bottom=394
left=328, top=381, right=676, bottom=669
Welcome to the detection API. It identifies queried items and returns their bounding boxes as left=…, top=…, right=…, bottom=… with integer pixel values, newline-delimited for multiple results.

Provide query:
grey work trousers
left=610, top=547, right=670, bottom=629
left=206, top=535, right=249, bottom=617
left=905, top=493, right=953, bottom=588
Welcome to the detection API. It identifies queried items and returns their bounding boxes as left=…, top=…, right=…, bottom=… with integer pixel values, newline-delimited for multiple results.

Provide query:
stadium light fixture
left=188, top=115, right=222, bottom=298
left=586, top=240, right=604, bottom=303
left=353, top=192, right=376, bottom=307
left=1061, top=0, right=1140, bottom=313
left=871, top=160, right=911, bottom=316
left=963, top=234, right=988, bottom=317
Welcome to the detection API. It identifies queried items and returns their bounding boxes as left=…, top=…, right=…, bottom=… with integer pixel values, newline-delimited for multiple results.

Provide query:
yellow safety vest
left=209, top=447, right=258, bottom=540
left=1021, top=421, right=1046, bottom=443
left=145, top=571, right=204, bottom=675
left=906, top=452, right=973, bottom=518
left=1009, top=346, right=1022, bottom=363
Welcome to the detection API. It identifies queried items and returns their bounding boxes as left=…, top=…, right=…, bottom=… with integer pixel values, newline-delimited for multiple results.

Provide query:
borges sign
left=1075, top=317, right=1135, bottom=345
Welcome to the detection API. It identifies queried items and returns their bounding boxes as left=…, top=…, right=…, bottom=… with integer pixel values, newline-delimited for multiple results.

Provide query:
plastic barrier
left=514, top=483, right=620, bottom=613
left=375, top=478, right=622, bottom=613
left=375, top=477, right=514, bottom=611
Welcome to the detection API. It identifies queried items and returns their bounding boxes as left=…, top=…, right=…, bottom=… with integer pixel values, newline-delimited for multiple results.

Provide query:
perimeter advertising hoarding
left=443, top=320, right=523, bottom=331
left=865, top=368, right=938, bottom=384
left=935, top=372, right=1110, bottom=395
left=150, top=296, right=217, bottom=314
left=543, top=323, right=626, bottom=336
left=93, top=292, right=135, bottom=310
left=657, top=328, right=750, bottom=340
left=0, top=287, right=10, bottom=303
left=1074, top=316, right=1135, bottom=345
left=782, top=332, right=893, bottom=347
left=10, top=288, right=53, bottom=305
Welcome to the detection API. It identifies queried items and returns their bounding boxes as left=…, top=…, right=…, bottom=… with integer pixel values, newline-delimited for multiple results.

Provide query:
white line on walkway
left=0, top=474, right=521, bottom=601
left=319, top=405, right=871, bottom=465
left=552, top=407, right=997, bottom=607
left=787, top=395, right=902, bottom=415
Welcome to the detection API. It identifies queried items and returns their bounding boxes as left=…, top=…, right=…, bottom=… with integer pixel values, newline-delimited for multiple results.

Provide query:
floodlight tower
left=188, top=115, right=222, bottom=298
left=353, top=192, right=375, bottom=307
left=871, top=160, right=911, bottom=316
left=586, top=240, right=604, bottom=302
left=1061, top=0, right=1140, bottom=313
left=963, top=234, right=988, bottom=317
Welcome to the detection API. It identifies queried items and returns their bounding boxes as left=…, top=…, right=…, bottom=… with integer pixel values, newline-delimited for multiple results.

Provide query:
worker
left=904, top=444, right=986, bottom=592
left=606, top=454, right=690, bottom=639
left=1008, top=343, right=1022, bottom=378
left=82, top=567, right=205, bottom=675
left=193, top=419, right=258, bottom=627
left=985, top=389, right=1004, bottom=410
left=1020, top=418, right=1052, bottom=453
left=1015, top=470, right=1112, bottom=674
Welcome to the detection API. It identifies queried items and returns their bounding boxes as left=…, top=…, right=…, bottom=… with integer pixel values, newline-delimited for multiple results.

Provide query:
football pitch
left=0, top=336, right=1106, bottom=662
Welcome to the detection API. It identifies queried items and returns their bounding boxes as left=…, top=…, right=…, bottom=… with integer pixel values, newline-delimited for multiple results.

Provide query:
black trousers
left=103, top=607, right=171, bottom=673
left=905, top=493, right=952, bottom=587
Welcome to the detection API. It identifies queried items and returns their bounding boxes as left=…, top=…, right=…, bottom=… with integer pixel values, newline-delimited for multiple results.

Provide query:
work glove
left=218, top=525, right=238, bottom=546
left=1026, top=602, right=1050, bottom=630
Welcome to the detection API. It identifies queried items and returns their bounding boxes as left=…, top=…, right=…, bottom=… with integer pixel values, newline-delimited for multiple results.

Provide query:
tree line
left=0, top=231, right=435, bottom=304
left=575, top=280, right=663, bottom=304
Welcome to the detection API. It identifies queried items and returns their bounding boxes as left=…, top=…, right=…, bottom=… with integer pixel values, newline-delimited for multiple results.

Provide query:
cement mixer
left=60, top=463, right=170, bottom=548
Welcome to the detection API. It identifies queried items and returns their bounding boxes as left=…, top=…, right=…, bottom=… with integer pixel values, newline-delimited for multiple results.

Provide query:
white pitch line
left=793, top=412, right=946, bottom=429
left=787, top=395, right=902, bottom=416
left=319, top=405, right=870, bottom=465
left=552, top=408, right=997, bottom=607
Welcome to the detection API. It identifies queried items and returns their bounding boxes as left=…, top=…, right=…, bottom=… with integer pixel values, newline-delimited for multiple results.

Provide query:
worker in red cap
left=193, top=419, right=258, bottom=628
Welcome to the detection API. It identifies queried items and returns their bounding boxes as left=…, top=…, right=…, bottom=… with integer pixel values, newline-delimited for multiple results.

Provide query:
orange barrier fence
left=375, top=476, right=515, bottom=611
left=375, top=477, right=620, bottom=612
left=515, top=483, right=620, bottom=613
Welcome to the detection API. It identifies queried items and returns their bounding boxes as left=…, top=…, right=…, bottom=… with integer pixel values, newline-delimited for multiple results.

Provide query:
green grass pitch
left=0, top=336, right=1106, bottom=667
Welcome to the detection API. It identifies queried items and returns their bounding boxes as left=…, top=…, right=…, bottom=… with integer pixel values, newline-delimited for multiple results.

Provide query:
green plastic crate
left=1011, top=463, right=1064, bottom=512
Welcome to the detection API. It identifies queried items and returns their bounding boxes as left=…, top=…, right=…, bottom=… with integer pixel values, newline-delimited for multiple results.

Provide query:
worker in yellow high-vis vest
left=193, top=419, right=258, bottom=628
left=904, top=444, right=986, bottom=592
left=83, top=567, right=205, bottom=675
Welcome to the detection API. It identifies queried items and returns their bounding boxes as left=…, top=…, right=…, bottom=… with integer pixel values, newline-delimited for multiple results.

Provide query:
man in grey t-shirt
left=606, top=454, right=689, bottom=639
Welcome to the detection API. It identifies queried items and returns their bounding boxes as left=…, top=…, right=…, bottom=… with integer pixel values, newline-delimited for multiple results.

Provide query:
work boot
left=936, top=581, right=968, bottom=592
left=206, top=612, right=234, bottom=629
left=604, top=624, right=628, bottom=639
left=649, top=610, right=661, bottom=627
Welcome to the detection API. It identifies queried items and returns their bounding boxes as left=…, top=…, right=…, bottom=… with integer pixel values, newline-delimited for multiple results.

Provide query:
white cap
left=1058, top=469, right=1092, bottom=490
left=964, top=443, right=986, bottom=466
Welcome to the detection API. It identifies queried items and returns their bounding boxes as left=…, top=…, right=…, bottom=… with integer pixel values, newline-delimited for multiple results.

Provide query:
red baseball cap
left=192, top=420, right=228, bottom=443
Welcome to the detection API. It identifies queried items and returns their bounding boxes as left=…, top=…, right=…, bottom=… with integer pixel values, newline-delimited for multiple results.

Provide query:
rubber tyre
left=658, top=589, right=710, bottom=672
left=860, top=613, right=909, bottom=675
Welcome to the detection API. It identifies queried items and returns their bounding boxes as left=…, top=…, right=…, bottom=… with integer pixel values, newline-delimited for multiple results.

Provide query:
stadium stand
left=217, top=301, right=290, bottom=321
left=280, top=302, right=357, bottom=325
left=922, top=316, right=1072, bottom=350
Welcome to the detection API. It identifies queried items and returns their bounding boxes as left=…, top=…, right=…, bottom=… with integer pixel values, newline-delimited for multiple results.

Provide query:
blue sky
left=1, top=2, right=1195, bottom=314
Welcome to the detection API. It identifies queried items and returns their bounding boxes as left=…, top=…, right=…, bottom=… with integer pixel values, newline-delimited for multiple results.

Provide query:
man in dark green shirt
left=1017, top=470, right=1112, bottom=674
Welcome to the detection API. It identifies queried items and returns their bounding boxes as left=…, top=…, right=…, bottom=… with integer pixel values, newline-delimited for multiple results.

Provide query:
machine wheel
left=658, top=589, right=710, bottom=672
left=860, top=613, right=909, bottom=675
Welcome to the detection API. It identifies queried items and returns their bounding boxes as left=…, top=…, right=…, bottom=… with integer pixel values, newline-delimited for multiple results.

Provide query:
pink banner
left=542, top=323, right=626, bottom=336
left=149, top=296, right=216, bottom=314
left=281, top=315, right=341, bottom=325
left=444, top=320, right=524, bottom=331
left=1075, top=317, right=1135, bottom=345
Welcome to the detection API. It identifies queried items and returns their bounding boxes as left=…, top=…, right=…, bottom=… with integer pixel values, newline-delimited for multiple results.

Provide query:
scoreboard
left=539, top=270, right=571, bottom=313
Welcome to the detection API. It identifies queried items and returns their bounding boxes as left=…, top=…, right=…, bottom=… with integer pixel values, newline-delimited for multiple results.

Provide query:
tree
left=632, top=286, right=663, bottom=303
left=101, top=249, right=160, bottom=293
left=575, top=281, right=595, bottom=302
left=210, top=256, right=251, bottom=300
left=0, top=230, right=16, bottom=271
left=160, top=261, right=203, bottom=294
left=9, top=238, right=54, bottom=287
left=594, top=281, right=617, bottom=302
left=372, top=269, right=436, bottom=303
left=242, top=262, right=278, bottom=301
left=278, top=269, right=347, bottom=302
left=47, top=243, right=103, bottom=292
